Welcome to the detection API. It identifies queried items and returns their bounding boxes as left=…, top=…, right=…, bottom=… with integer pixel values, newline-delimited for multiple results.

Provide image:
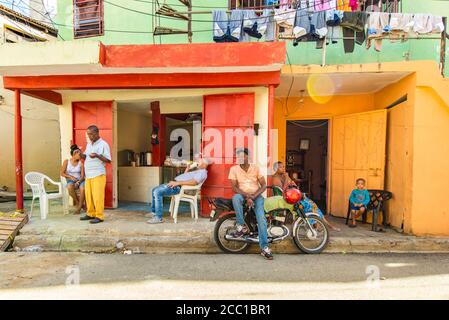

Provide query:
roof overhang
left=0, top=41, right=286, bottom=76
left=0, top=41, right=285, bottom=105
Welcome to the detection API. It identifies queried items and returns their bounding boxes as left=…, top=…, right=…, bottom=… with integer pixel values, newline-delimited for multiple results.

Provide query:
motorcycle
left=208, top=186, right=330, bottom=254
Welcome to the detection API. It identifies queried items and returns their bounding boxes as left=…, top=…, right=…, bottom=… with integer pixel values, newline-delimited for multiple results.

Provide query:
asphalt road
left=1, top=252, right=449, bottom=299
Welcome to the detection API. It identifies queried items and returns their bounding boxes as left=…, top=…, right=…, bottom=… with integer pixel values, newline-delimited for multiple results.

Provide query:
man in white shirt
left=80, top=125, right=111, bottom=224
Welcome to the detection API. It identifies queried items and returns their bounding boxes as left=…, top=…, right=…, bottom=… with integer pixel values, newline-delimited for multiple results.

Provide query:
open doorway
left=286, top=120, right=329, bottom=212
left=115, top=99, right=203, bottom=211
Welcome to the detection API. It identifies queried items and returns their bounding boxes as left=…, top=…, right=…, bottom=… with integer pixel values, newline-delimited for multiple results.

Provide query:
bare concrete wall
left=0, top=78, right=61, bottom=191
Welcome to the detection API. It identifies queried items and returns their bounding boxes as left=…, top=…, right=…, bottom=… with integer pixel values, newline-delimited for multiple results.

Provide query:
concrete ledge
left=11, top=211, right=449, bottom=254
left=13, top=233, right=449, bottom=254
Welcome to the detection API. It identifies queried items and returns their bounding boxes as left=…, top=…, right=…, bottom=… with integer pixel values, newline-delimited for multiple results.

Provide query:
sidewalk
left=6, top=201, right=449, bottom=254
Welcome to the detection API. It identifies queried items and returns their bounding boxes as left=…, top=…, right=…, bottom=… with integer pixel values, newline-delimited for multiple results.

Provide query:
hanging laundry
left=279, top=0, right=293, bottom=9
left=412, top=14, right=445, bottom=35
left=298, top=0, right=325, bottom=11
left=389, top=13, right=413, bottom=42
left=298, top=0, right=309, bottom=10
left=349, top=0, right=359, bottom=11
left=293, top=9, right=327, bottom=48
left=340, top=11, right=367, bottom=53
left=293, top=8, right=311, bottom=44
left=264, top=9, right=277, bottom=41
left=311, top=11, right=328, bottom=49
left=266, top=0, right=280, bottom=5
left=213, top=10, right=229, bottom=42
left=311, top=11, right=328, bottom=38
left=431, top=15, right=445, bottom=34
left=212, top=10, right=244, bottom=43
left=361, top=0, right=381, bottom=12
left=412, top=14, right=433, bottom=35
left=242, top=10, right=260, bottom=41
left=274, top=7, right=297, bottom=36
left=326, top=9, right=344, bottom=44
left=337, top=0, right=351, bottom=11
left=366, top=12, right=390, bottom=51
left=315, top=0, right=331, bottom=11
left=328, top=0, right=338, bottom=10
left=241, top=9, right=273, bottom=41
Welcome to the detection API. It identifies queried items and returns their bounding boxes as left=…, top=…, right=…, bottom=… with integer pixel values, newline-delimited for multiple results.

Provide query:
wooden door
left=72, top=101, right=116, bottom=208
left=201, top=93, right=255, bottom=216
left=330, top=110, right=387, bottom=217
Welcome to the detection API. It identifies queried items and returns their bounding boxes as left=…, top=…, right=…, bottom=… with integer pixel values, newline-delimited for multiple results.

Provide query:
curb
left=13, top=233, right=449, bottom=254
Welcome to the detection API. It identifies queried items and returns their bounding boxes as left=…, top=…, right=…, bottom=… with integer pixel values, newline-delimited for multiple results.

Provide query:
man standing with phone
left=80, top=125, right=111, bottom=224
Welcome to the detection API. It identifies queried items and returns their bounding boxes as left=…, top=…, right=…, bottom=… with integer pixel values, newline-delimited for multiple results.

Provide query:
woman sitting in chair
left=60, top=144, right=85, bottom=214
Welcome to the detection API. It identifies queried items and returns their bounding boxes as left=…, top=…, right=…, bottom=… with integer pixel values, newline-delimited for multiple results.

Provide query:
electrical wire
left=28, top=0, right=64, bottom=40
left=104, top=0, right=339, bottom=23
left=289, top=120, right=328, bottom=129
left=1, top=0, right=444, bottom=42
left=285, top=49, right=295, bottom=116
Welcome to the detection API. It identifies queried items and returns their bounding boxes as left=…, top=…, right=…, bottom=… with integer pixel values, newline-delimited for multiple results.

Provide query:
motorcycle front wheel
left=214, top=214, right=250, bottom=254
left=293, top=216, right=329, bottom=254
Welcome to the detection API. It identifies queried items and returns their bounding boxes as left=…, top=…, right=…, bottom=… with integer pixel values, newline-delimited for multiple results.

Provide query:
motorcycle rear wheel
left=293, top=216, right=329, bottom=254
left=214, top=214, right=250, bottom=254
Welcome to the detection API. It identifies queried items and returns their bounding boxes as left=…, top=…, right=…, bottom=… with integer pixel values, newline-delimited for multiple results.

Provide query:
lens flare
left=306, top=74, right=336, bottom=104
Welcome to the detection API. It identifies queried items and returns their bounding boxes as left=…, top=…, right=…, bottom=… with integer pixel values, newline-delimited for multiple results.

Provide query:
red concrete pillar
left=267, top=85, right=275, bottom=187
left=15, top=89, right=24, bottom=212
left=151, top=101, right=166, bottom=166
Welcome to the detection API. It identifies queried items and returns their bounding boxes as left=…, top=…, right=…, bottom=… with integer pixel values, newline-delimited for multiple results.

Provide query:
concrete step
left=13, top=232, right=449, bottom=254
left=11, top=211, right=449, bottom=254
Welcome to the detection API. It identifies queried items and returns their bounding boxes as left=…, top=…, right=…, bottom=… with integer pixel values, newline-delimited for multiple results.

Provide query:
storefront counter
left=118, top=166, right=162, bottom=203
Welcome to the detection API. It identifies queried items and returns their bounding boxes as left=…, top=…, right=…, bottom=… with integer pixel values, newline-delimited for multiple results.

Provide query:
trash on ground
left=21, top=245, right=43, bottom=252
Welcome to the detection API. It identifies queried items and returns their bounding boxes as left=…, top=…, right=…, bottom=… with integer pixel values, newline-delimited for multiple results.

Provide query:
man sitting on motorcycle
left=228, top=148, right=273, bottom=260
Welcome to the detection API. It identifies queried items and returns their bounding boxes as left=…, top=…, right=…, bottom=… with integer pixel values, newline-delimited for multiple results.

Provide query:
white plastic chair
left=169, top=182, right=203, bottom=224
left=24, top=172, right=69, bottom=220
left=60, top=176, right=72, bottom=214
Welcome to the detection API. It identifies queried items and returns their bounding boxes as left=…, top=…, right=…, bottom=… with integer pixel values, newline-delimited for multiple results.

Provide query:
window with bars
left=73, top=0, right=104, bottom=38
left=229, top=0, right=266, bottom=10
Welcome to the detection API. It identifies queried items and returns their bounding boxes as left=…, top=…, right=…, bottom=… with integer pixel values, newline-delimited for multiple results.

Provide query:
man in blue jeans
left=228, top=148, right=272, bottom=260
left=147, top=158, right=210, bottom=224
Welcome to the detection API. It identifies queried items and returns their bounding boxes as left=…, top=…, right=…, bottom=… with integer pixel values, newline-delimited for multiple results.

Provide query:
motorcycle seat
left=212, top=198, right=234, bottom=211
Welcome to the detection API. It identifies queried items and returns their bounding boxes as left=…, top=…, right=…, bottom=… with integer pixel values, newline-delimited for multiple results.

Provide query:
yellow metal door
left=330, top=110, right=387, bottom=217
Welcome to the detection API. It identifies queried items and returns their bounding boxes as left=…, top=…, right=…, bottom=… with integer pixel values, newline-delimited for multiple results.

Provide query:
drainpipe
left=440, top=17, right=447, bottom=77
left=15, top=89, right=24, bottom=212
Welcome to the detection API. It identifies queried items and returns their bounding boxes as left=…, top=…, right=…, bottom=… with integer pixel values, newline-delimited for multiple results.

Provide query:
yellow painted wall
left=274, top=94, right=376, bottom=164
left=275, top=76, right=418, bottom=229
left=411, top=86, right=449, bottom=236
left=374, top=74, right=416, bottom=232
left=117, top=109, right=152, bottom=154
left=276, top=61, right=449, bottom=236
left=0, top=79, right=61, bottom=191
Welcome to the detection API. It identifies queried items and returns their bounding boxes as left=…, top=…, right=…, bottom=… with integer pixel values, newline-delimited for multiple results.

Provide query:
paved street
left=1, top=252, right=449, bottom=299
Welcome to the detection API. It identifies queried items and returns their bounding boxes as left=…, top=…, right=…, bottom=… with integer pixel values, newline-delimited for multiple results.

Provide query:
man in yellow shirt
left=228, top=148, right=272, bottom=260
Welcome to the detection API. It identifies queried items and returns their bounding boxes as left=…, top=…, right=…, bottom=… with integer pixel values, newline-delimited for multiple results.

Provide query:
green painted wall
left=55, top=0, right=449, bottom=73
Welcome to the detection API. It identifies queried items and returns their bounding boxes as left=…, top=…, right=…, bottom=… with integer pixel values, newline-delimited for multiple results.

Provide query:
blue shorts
left=350, top=203, right=365, bottom=211
left=67, top=179, right=85, bottom=188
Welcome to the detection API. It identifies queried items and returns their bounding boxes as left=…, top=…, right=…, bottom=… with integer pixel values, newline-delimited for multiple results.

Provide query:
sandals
left=349, top=220, right=357, bottom=228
